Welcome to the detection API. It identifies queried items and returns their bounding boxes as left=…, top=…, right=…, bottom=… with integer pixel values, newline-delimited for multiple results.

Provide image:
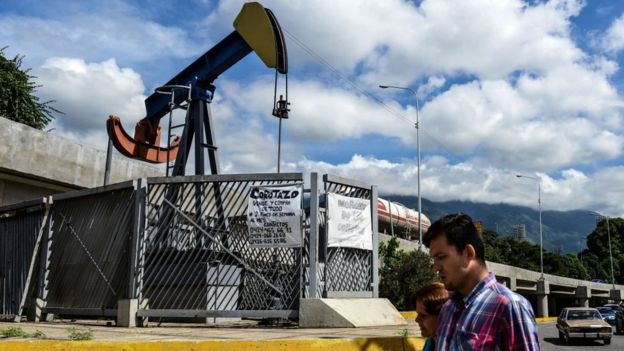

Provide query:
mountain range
left=384, top=195, right=599, bottom=254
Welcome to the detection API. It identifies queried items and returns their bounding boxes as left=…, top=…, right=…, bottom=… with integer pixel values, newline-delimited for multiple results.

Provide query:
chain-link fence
left=321, top=174, right=378, bottom=298
left=0, top=199, right=48, bottom=320
left=44, top=182, right=137, bottom=317
left=0, top=172, right=378, bottom=323
left=135, top=174, right=305, bottom=319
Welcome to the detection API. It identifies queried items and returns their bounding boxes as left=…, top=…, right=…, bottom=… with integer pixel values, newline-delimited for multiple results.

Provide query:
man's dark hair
left=423, top=213, right=485, bottom=264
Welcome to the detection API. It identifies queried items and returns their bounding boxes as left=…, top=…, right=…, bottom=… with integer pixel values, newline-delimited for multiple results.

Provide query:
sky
left=2, top=0, right=624, bottom=217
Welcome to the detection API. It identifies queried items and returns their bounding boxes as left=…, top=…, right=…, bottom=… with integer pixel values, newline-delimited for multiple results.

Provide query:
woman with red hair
left=415, top=282, right=450, bottom=351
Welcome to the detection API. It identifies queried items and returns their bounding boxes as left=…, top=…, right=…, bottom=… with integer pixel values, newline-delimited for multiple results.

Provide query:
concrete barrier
left=299, top=298, right=407, bottom=328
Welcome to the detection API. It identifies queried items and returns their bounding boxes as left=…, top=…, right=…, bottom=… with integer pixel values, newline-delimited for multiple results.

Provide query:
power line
left=283, top=29, right=415, bottom=127
left=283, top=27, right=518, bottom=194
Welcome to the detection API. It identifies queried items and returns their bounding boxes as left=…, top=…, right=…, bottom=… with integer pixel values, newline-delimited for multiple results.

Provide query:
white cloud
left=36, top=58, right=146, bottom=134
left=421, top=73, right=624, bottom=171
left=0, top=12, right=199, bottom=66
left=417, top=76, right=447, bottom=98
left=286, top=154, right=624, bottom=217
left=599, top=14, right=624, bottom=54
left=422, top=80, right=535, bottom=151
left=218, top=77, right=415, bottom=143
left=360, top=0, right=585, bottom=83
left=200, top=0, right=586, bottom=84
left=516, top=63, right=623, bottom=124
left=214, top=68, right=623, bottom=173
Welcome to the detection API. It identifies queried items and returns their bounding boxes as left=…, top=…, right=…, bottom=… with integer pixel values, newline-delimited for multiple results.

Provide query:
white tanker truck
left=377, top=198, right=431, bottom=241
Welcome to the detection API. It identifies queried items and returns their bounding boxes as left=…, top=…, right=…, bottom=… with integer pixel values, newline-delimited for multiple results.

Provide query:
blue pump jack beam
left=144, top=31, right=253, bottom=122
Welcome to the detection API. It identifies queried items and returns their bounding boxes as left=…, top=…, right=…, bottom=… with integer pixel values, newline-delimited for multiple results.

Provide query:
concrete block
left=299, top=298, right=406, bottom=328
left=575, top=286, right=591, bottom=299
left=25, top=298, right=45, bottom=322
left=137, top=299, right=149, bottom=327
left=610, top=289, right=623, bottom=302
left=117, top=299, right=139, bottom=328
left=509, top=277, right=517, bottom=291
left=536, top=294, right=548, bottom=318
left=537, top=280, right=549, bottom=295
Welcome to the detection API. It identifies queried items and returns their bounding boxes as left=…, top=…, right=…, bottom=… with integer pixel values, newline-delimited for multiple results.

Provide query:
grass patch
left=398, top=327, right=410, bottom=337
left=0, top=326, right=48, bottom=339
left=0, top=326, right=30, bottom=338
left=30, top=329, right=47, bottom=339
left=67, top=327, right=93, bottom=341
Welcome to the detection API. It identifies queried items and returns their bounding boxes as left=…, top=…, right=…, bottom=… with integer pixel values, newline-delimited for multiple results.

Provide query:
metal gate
left=0, top=199, right=48, bottom=320
left=1, top=172, right=379, bottom=323
left=42, top=182, right=138, bottom=317
left=136, top=173, right=304, bottom=319
left=307, top=173, right=379, bottom=299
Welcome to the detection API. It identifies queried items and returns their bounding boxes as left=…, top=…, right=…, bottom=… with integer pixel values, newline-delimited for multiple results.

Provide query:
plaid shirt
left=435, top=273, right=540, bottom=351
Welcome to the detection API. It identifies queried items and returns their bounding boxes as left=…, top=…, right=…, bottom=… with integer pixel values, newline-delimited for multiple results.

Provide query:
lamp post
left=379, top=84, right=422, bottom=244
left=516, top=174, right=543, bottom=279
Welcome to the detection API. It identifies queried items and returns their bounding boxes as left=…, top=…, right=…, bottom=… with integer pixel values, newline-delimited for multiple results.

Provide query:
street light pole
left=516, top=174, right=544, bottom=279
left=379, top=84, right=423, bottom=244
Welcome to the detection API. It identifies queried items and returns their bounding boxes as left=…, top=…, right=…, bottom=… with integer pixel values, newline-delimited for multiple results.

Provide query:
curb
left=535, top=317, right=557, bottom=323
left=400, top=311, right=417, bottom=320
left=0, top=337, right=427, bottom=351
left=402, top=310, right=556, bottom=324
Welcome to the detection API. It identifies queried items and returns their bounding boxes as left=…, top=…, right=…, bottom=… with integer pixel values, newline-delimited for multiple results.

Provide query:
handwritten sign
left=247, top=185, right=303, bottom=248
left=327, top=193, right=372, bottom=250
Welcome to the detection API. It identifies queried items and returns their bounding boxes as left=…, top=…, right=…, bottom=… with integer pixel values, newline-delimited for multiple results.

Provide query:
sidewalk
left=0, top=319, right=425, bottom=351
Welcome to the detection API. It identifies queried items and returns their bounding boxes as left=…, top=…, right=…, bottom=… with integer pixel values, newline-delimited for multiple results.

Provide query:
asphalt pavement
left=539, top=322, right=624, bottom=350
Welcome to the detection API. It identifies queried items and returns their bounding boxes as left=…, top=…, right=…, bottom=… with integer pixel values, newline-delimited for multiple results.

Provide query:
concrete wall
left=379, top=233, right=421, bottom=252
left=0, top=117, right=163, bottom=207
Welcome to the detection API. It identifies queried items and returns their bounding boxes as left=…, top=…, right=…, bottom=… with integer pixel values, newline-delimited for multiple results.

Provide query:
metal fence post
left=38, top=197, right=54, bottom=316
left=308, top=173, right=319, bottom=298
left=371, top=185, right=379, bottom=298
left=30, top=196, right=54, bottom=322
left=127, top=179, right=145, bottom=299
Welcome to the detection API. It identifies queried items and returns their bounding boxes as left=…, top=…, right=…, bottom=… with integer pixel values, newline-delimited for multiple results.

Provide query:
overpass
left=489, top=261, right=624, bottom=317
left=380, top=233, right=624, bottom=317
left=0, top=117, right=162, bottom=207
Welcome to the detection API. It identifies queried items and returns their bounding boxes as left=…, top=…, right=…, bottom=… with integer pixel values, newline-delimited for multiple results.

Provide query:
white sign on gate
left=327, top=193, right=373, bottom=250
left=247, top=185, right=303, bottom=248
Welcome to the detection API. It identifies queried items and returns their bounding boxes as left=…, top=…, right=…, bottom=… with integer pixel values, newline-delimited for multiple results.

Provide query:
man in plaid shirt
left=424, top=213, right=540, bottom=350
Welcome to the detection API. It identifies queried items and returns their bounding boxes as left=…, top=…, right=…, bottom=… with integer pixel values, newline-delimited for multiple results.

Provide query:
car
left=556, top=307, right=612, bottom=345
left=602, top=303, right=619, bottom=310
left=597, top=306, right=616, bottom=326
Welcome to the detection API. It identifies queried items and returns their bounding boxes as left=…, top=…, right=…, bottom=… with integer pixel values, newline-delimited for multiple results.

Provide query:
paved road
left=539, top=322, right=623, bottom=350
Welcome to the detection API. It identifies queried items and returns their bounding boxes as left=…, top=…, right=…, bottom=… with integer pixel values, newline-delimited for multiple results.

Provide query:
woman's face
left=415, top=300, right=438, bottom=338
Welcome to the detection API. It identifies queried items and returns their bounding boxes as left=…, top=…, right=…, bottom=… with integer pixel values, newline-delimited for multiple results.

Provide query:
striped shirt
left=435, top=273, right=540, bottom=351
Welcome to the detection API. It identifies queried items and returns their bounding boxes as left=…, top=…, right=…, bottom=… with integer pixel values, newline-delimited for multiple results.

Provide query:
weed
left=0, top=326, right=29, bottom=338
left=67, top=327, right=93, bottom=341
left=398, top=327, right=410, bottom=337
left=30, top=330, right=47, bottom=339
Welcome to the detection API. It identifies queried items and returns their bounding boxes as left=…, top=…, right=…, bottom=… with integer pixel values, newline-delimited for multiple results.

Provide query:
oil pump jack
left=106, top=2, right=289, bottom=176
left=104, top=4, right=290, bottom=309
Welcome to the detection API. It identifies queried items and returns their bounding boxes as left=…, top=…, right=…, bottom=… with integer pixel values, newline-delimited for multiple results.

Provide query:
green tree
left=583, top=217, right=624, bottom=284
left=483, top=229, right=504, bottom=263
left=379, top=237, right=437, bottom=310
left=483, top=228, right=588, bottom=278
left=0, top=48, right=58, bottom=129
left=543, top=252, right=589, bottom=280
